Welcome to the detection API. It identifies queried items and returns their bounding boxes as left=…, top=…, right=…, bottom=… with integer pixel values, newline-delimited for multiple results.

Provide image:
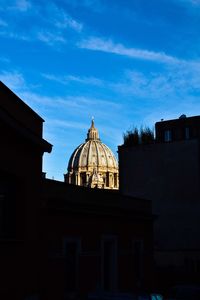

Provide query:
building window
left=101, top=235, right=118, bottom=292
left=0, top=174, right=16, bottom=239
left=164, top=130, right=172, bottom=142
left=132, top=239, right=144, bottom=286
left=63, top=238, right=81, bottom=292
left=185, top=127, right=190, bottom=140
left=0, top=193, right=5, bottom=236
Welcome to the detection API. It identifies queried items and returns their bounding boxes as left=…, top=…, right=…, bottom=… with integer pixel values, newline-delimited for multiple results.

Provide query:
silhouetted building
left=41, top=180, right=154, bottom=300
left=0, top=81, right=52, bottom=299
left=156, top=114, right=200, bottom=142
left=0, top=81, right=154, bottom=299
left=118, top=115, right=200, bottom=289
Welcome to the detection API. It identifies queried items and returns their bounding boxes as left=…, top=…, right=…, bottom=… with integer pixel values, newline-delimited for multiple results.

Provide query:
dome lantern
left=86, top=118, right=100, bottom=141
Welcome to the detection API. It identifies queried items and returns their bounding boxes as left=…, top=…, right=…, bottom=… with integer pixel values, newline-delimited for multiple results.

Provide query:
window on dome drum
left=80, top=172, right=86, bottom=185
left=71, top=174, right=76, bottom=185
left=106, top=172, right=109, bottom=187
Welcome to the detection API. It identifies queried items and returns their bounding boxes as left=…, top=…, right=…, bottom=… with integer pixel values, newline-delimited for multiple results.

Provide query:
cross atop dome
left=91, top=116, right=94, bottom=124
left=86, top=118, right=100, bottom=141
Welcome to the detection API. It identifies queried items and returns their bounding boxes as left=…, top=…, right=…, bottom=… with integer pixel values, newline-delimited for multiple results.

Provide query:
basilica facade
left=65, top=120, right=119, bottom=189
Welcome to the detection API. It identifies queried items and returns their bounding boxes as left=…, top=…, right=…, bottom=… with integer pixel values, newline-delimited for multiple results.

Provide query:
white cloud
left=67, top=75, right=103, bottom=86
left=3, top=0, right=32, bottom=12
left=178, top=0, right=200, bottom=5
left=0, top=71, right=26, bottom=91
left=42, top=73, right=104, bottom=86
left=55, top=14, right=83, bottom=32
left=47, top=119, right=89, bottom=130
left=0, top=19, right=8, bottom=27
left=0, top=1, right=83, bottom=46
left=110, top=60, right=200, bottom=102
left=0, top=30, right=30, bottom=41
left=42, top=57, right=200, bottom=105
left=78, top=36, right=180, bottom=64
left=0, top=56, right=10, bottom=63
left=15, top=0, right=31, bottom=11
left=42, top=73, right=65, bottom=84
left=190, top=0, right=200, bottom=4
left=46, top=2, right=83, bottom=33
left=37, top=31, right=66, bottom=45
left=64, top=0, right=104, bottom=12
left=17, top=90, right=120, bottom=116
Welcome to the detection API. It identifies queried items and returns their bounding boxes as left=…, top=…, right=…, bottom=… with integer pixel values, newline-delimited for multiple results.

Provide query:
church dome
left=65, top=120, right=119, bottom=189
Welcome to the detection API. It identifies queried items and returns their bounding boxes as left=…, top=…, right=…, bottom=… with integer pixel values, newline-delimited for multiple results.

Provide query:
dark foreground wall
left=40, top=180, right=154, bottom=300
left=118, top=139, right=200, bottom=288
left=0, top=81, right=51, bottom=299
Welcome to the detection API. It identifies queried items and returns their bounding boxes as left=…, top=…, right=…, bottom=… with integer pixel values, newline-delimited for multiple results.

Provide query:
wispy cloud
left=37, top=31, right=66, bottom=45
left=46, top=119, right=89, bottom=130
left=188, top=0, right=200, bottom=4
left=0, top=1, right=83, bottom=46
left=64, top=0, right=104, bottom=12
left=178, top=0, right=200, bottom=6
left=54, top=13, right=83, bottom=32
left=0, top=56, right=10, bottom=63
left=46, top=94, right=119, bottom=111
left=41, top=73, right=67, bottom=84
left=111, top=60, right=200, bottom=102
left=2, top=0, right=32, bottom=12
left=0, top=71, right=26, bottom=91
left=78, top=36, right=180, bottom=64
left=42, top=73, right=104, bottom=86
left=0, top=71, right=118, bottom=113
left=14, top=0, right=31, bottom=11
left=0, top=18, right=8, bottom=27
left=0, top=30, right=30, bottom=41
left=19, top=90, right=123, bottom=147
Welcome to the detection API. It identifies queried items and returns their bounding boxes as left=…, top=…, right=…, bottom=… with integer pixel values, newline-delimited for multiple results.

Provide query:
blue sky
left=1, top=0, right=200, bottom=180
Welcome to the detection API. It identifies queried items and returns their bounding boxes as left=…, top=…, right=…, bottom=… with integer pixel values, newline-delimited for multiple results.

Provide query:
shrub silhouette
left=123, top=126, right=154, bottom=146
left=123, top=127, right=139, bottom=146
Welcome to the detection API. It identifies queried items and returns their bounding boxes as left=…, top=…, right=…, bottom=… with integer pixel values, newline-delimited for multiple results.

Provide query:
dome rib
left=106, top=143, right=118, bottom=167
left=94, top=141, right=99, bottom=168
left=79, top=142, right=87, bottom=168
left=68, top=143, right=84, bottom=171
left=87, top=140, right=92, bottom=167
left=101, top=142, right=109, bottom=168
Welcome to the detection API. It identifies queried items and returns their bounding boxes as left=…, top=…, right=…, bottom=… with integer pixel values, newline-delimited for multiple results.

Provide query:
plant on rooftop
left=123, top=127, right=139, bottom=146
left=140, top=126, right=155, bottom=144
left=123, top=126, right=154, bottom=146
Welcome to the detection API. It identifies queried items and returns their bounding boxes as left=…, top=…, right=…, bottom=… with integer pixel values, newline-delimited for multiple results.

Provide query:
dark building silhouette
left=41, top=180, right=154, bottom=299
left=0, top=81, right=154, bottom=299
left=118, top=115, right=200, bottom=289
left=156, top=114, right=200, bottom=142
left=0, top=81, right=52, bottom=299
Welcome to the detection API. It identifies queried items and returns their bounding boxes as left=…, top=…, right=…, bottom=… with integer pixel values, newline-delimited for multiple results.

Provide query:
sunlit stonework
left=65, top=120, right=119, bottom=189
